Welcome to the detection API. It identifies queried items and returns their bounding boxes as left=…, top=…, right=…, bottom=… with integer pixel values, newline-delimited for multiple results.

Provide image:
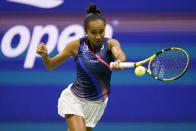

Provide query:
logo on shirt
left=7, top=0, right=64, bottom=9
left=90, top=59, right=100, bottom=63
left=83, top=45, right=88, bottom=51
left=100, top=44, right=104, bottom=50
left=82, top=45, right=90, bottom=53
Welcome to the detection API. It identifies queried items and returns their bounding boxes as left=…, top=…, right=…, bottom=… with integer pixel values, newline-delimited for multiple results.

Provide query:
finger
left=37, top=45, right=42, bottom=50
left=113, top=62, right=118, bottom=68
left=41, top=45, right=47, bottom=50
left=42, top=50, right=48, bottom=54
left=117, top=60, right=121, bottom=65
left=37, top=46, right=42, bottom=50
left=40, top=44, right=44, bottom=48
left=36, top=47, right=44, bottom=53
left=110, top=62, right=114, bottom=68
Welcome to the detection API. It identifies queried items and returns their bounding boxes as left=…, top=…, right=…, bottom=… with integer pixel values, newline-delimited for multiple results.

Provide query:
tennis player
left=36, top=3, right=126, bottom=131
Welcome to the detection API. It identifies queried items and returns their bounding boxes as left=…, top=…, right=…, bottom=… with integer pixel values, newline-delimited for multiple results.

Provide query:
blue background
left=0, top=0, right=196, bottom=130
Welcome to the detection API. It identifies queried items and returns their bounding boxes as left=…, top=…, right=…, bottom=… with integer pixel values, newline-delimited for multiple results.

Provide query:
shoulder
left=68, top=39, right=80, bottom=48
left=62, top=39, right=80, bottom=58
left=65, top=39, right=80, bottom=51
left=108, top=38, right=119, bottom=44
left=107, top=38, right=120, bottom=50
left=80, top=37, right=87, bottom=43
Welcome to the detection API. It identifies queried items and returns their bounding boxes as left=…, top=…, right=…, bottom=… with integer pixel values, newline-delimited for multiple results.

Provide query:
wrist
left=42, top=53, right=48, bottom=59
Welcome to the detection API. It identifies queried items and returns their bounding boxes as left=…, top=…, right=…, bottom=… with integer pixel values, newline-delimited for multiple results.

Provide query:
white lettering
left=57, top=24, right=84, bottom=52
left=7, top=0, right=64, bottom=9
left=1, top=24, right=113, bottom=69
left=1, top=25, right=30, bottom=57
left=24, top=25, right=58, bottom=68
left=90, top=59, right=100, bottom=63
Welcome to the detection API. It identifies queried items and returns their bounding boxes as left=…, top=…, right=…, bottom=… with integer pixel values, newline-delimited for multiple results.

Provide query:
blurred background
left=0, top=0, right=196, bottom=130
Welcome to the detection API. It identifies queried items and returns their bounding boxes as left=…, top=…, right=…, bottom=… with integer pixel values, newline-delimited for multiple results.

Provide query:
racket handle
left=110, top=62, right=135, bottom=68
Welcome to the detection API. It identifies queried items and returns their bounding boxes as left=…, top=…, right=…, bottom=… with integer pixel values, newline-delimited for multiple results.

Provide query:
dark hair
left=84, top=3, right=106, bottom=32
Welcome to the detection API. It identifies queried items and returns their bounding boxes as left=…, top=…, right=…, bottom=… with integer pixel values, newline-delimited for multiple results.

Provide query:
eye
left=99, top=30, right=104, bottom=34
left=91, top=31, right=97, bottom=35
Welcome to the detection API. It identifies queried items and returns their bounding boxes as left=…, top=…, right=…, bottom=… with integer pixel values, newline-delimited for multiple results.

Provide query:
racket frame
left=111, top=47, right=190, bottom=81
left=148, top=48, right=190, bottom=81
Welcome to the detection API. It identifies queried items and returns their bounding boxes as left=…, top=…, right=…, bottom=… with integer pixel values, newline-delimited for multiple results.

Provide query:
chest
left=76, top=43, right=112, bottom=74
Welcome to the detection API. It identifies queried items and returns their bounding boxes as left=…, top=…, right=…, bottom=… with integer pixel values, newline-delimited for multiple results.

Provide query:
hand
left=111, top=60, right=124, bottom=70
left=36, top=42, right=48, bottom=58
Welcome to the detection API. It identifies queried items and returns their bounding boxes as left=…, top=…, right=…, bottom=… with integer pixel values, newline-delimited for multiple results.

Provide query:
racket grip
left=110, top=62, right=135, bottom=68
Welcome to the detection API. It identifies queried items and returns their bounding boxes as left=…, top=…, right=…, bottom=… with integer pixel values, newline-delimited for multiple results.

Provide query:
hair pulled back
left=84, top=3, right=106, bottom=32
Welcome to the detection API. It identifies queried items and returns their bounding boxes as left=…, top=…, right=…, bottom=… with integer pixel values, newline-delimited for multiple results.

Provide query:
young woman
left=36, top=3, right=126, bottom=131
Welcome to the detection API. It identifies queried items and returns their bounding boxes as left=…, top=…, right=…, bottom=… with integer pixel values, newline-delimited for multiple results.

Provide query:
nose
left=95, top=34, right=101, bottom=40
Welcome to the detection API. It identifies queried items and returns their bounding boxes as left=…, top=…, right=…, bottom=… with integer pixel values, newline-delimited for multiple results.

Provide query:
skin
left=36, top=19, right=126, bottom=131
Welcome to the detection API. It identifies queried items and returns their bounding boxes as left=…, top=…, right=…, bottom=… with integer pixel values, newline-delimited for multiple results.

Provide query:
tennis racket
left=110, top=47, right=190, bottom=81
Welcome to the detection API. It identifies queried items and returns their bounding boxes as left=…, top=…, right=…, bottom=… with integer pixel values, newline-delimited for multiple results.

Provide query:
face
left=86, top=19, right=105, bottom=48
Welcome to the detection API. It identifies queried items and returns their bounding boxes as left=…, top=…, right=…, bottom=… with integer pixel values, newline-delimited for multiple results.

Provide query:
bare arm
left=36, top=40, right=80, bottom=70
left=108, top=39, right=126, bottom=70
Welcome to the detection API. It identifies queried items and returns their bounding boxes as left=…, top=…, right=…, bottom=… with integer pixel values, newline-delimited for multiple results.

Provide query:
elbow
left=43, top=60, right=56, bottom=70
left=123, top=56, right=127, bottom=62
left=45, top=65, right=55, bottom=70
left=46, top=67, right=54, bottom=71
left=120, top=54, right=126, bottom=62
left=123, top=52, right=127, bottom=62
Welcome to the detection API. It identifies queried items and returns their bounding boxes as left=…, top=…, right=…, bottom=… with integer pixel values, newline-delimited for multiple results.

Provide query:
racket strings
left=150, top=49, right=188, bottom=80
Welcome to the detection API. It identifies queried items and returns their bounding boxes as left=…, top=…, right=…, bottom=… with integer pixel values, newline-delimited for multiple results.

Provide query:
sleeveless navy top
left=71, top=37, right=114, bottom=101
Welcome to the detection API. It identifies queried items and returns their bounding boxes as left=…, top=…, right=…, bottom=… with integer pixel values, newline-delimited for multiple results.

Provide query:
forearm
left=115, top=51, right=126, bottom=62
left=42, top=55, right=54, bottom=70
left=37, top=42, right=72, bottom=70
left=109, top=39, right=126, bottom=70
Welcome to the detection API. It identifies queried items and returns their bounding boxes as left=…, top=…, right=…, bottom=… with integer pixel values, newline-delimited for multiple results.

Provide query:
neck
left=88, top=41, right=98, bottom=53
